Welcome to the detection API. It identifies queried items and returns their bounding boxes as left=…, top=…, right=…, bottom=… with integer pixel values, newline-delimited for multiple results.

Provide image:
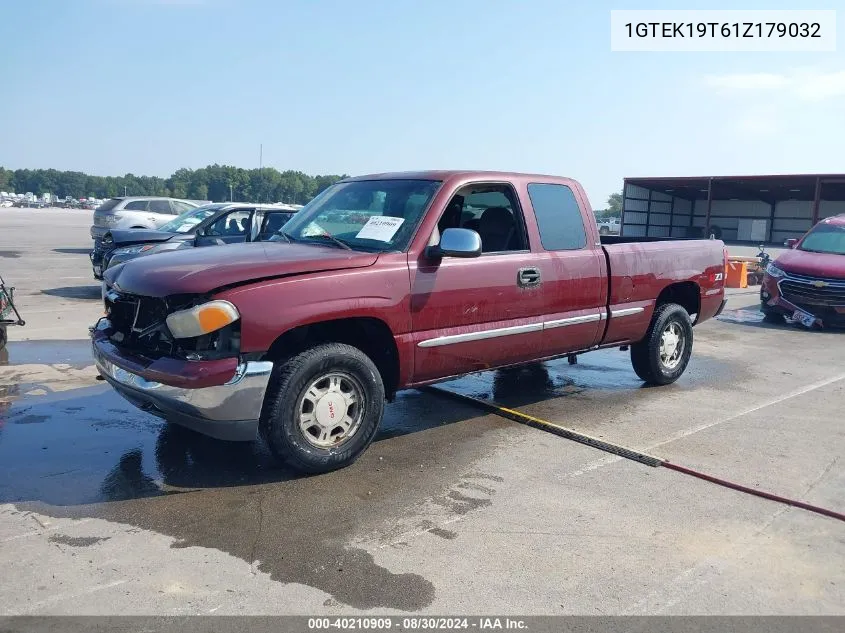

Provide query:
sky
left=1, top=0, right=843, bottom=207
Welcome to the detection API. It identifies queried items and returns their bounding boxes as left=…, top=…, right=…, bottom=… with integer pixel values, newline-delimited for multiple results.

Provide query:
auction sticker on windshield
left=355, top=216, right=404, bottom=241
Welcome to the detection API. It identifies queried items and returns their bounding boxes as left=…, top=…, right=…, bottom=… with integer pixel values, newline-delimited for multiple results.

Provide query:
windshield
left=269, top=179, right=442, bottom=252
left=158, top=206, right=219, bottom=233
left=799, top=223, right=845, bottom=255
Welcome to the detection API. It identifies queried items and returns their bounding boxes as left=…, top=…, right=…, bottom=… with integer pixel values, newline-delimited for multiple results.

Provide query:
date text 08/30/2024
left=307, top=617, right=527, bottom=630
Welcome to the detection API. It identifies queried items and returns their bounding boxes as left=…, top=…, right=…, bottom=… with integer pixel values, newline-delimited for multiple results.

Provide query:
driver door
left=410, top=183, right=546, bottom=382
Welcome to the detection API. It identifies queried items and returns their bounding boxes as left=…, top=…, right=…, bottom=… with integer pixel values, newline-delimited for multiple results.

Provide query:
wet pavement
left=0, top=339, right=95, bottom=367
left=0, top=376, right=511, bottom=611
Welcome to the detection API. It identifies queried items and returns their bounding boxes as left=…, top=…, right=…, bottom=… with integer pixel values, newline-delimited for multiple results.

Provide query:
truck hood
left=104, top=242, right=380, bottom=297
left=776, top=248, right=845, bottom=280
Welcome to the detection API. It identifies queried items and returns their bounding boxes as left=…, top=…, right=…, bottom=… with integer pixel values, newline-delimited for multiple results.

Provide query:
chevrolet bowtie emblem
left=812, top=280, right=828, bottom=288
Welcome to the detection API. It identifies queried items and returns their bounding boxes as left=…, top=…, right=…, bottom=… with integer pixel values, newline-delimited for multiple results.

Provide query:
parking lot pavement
left=1, top=208, right=103, bottom=342
left=0, top=211, right=843, bottom=615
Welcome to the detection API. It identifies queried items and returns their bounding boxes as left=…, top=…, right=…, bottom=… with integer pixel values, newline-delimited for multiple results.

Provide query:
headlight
left=166, top=300, right=239, bottom=339
left=766, top=263, right=786, bottom=278
left=113, top=244, right=158, bottom=256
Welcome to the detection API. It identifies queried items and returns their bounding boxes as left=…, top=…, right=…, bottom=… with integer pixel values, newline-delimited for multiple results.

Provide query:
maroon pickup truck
left=92, top=171, right=727, bottom=473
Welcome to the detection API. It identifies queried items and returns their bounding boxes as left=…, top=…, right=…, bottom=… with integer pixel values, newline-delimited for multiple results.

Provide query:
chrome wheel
left=297, top=372, right=365, bottom=448
left=659, top=322, right=685, bottom=370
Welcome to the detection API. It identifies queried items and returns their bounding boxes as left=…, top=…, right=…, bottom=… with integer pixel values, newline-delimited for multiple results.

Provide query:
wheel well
left=656, top=282, right=700, bottom=319
left=263, top=317, right=400, bottom=400
left=130, top=225, right=146, bottom=229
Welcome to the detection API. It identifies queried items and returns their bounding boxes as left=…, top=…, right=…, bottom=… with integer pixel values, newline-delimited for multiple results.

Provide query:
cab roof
left=346, top=170, right=569, bottom=181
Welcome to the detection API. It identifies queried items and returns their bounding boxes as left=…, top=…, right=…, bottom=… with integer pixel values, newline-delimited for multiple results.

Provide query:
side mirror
left=427, top=228, right=482, bottom=259
left=784, top=238, right=798, bottom=248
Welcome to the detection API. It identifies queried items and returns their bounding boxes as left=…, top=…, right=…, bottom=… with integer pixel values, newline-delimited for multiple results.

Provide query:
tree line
left=593, top=192, right=622, bottom=219
left=0, top=165, right=346, bottom=204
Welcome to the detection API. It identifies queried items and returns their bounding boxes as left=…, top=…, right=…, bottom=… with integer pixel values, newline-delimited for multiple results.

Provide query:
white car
left=90, top=197, right=200, bottom=240
left=597, top=217, right=621, bottom=235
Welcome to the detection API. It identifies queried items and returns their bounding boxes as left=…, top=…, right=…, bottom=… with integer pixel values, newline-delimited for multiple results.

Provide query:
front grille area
left=104, top=288, right=240, bottom=359
left=91, top=239, right=108, bottom=265
left=105, top=290, right=170, bottom=350
left=778, top=273, right=845, bottom=327
left=780, top=274, right=845, bottom=308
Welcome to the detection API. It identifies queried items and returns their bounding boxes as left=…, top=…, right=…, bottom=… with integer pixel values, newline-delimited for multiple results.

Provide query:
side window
left=436, top=184, right=527, bottom=254
left=148, top=200, right=173, bottom=214
left=123, top=200, right=148, bottom=211
left=259, top=212, right=293, bottom=240
left=206, top=210, right=252, bottom=236
left=527, top=183, right=587, bottom=251
left=171, top=201, right=194, bottom=214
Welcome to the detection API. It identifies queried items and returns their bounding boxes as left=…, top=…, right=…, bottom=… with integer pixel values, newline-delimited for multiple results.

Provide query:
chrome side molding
left=417, top=306, right=646, bottom=348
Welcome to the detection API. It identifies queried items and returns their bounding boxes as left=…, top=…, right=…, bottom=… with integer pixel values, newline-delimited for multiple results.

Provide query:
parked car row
left=90, top=203, right=299, bottom=279
left=90, top=196, right=204, bottom=240
left=90, top=170, right=729, bottom=474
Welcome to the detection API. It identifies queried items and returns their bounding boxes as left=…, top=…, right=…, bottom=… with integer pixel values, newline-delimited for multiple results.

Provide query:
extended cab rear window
left=527, top=183, right=587, bottom=251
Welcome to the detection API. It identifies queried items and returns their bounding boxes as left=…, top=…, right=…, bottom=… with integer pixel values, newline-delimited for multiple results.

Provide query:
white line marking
left=646, top=372, right=845, bottom=453
left=544, top=373, right=845, bottom=478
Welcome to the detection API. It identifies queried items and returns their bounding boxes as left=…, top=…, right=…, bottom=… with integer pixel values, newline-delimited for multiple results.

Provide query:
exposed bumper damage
left=761, top=272, right=845, bottom=329
left=92, top=321, right=272, bottom=441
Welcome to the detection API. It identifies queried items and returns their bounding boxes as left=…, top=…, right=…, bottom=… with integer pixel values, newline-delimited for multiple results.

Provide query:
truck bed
left=598, top=236, right=727, bottom=343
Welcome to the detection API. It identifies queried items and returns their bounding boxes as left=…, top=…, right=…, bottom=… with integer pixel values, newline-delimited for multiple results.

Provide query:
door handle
left=517, top=267, right=541, bottom=287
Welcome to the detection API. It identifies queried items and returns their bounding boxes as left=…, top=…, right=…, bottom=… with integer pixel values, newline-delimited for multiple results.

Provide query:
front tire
left=630, top=303, right=693, bottom=385
left=259, top=343, right=385, bottom=474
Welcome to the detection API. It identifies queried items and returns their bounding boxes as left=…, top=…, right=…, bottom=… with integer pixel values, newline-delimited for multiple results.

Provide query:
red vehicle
left=92, top=171, right=727, bottom=473
left=761, top=214, right=845, bottom=328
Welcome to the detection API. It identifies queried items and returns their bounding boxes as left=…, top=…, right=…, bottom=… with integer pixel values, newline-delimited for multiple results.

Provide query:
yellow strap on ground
left=425, top=386, right=666, bottom=468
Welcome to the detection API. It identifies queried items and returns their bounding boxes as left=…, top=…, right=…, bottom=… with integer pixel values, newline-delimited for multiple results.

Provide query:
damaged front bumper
left=91, top=321, right=273, bottom=441
left=761, top=291, right=825, bottom=328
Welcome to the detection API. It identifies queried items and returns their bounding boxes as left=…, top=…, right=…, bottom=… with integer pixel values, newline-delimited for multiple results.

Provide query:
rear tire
left=630, top=303, right=693, bottom=385
left=0, top=326, right=6, bottom=351
left=259, top=343, right=385, bottom=474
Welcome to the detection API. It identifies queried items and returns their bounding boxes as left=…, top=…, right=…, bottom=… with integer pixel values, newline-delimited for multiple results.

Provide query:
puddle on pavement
left=0, top=381, right=510, bottom=611
left=717, top=307, right=766, bottom=324
left=0, top=339, right=93, bottom=367
left=441, top=348, right=728, bottom=410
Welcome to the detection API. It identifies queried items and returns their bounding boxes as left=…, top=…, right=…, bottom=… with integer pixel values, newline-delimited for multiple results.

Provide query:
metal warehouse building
left=620, top=174, right=845, bottom=245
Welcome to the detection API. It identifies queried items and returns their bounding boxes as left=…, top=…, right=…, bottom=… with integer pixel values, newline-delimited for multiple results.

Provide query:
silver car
left=90, top=197, right=201, bottom=240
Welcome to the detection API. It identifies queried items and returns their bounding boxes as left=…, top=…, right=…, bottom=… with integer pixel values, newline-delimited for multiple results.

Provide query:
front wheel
left=259, top=343, right=385, bottom=473
left=630, top=303, right=693, bottom=385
